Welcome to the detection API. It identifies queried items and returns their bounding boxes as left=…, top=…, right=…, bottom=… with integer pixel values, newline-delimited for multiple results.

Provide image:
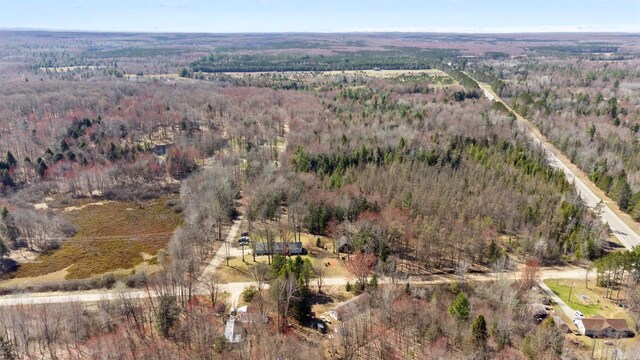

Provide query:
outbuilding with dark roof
left=336, top=236, right=354, bottom=254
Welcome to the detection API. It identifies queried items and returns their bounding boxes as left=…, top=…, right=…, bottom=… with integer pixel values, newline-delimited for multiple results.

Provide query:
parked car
left=320, top=316, right=331, bottom=324
left=574, top=310, right=584, bottom=319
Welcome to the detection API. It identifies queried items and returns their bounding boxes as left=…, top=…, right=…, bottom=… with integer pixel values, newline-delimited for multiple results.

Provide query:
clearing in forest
left=217, top=232, right=350, bottom=283
left=10, top=196, right=181, bottom=280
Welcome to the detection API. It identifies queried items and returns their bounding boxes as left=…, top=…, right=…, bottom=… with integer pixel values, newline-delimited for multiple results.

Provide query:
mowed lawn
left=14, top=196, right=181, bottom=279
left=544, top=278, right=636, bottom=325
left=545, top=280, right=601, bottom=317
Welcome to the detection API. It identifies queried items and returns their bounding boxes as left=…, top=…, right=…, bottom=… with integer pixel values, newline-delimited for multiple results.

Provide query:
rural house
left=254, top=241, right=303, bottom=256
left=224, top=317, right=244, bottom=343
left=224, top=306, right=268, bottom=343
left=236, top=306, right=269, bottom=328
left=575, top=316, right=634, bottom=338
left=329, top=293, right=372, bottom=322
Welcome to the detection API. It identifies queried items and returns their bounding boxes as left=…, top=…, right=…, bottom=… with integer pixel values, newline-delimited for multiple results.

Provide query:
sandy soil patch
left=8, top=249, right=39, bottom=263
left=63, top=200, right=114, bottom=212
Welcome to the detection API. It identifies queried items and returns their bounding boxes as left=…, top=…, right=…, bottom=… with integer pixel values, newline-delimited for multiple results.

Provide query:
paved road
left=473, top=78, right=640, bottom=250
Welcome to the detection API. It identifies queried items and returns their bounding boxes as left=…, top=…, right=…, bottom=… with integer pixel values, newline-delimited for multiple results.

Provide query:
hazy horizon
left=2, top=0, right=639, bottom=33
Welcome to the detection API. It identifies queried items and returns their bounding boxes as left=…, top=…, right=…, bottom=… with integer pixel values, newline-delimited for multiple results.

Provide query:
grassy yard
left=13, top=196, right=181, bottom=280
left=544, top=278, right=639, bottom=355
left=544, top=279, right=635, bottom=325
left=216, top=231, right=350, bottom=283
left=218, top=252, right=349, bottom=283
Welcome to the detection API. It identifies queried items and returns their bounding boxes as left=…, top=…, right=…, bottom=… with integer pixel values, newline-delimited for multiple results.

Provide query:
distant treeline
left=188, top=49, right=459, bottom=73
left=528, top=44, right=619, bottom=55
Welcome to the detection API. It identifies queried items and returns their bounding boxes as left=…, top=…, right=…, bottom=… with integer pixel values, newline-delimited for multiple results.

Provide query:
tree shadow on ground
left=310, top=292, right=334, bottom=306
left=0, top=257, right=19, bottom=277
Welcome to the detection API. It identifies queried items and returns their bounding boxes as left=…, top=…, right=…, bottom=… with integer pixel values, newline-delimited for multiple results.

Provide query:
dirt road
left=0, top=266, right=592, bottom=306
left=199, top=217, right=243, bottom=281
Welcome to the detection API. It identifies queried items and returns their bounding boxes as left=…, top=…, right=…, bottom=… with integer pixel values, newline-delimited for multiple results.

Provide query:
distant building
left=336, top=236, right=354, bottom=254
left=254, top=241, right=303, bottom=256
left=224, top=317, right=244, bottom=343
left=575, top=316, right=634, bottom=338
left=329, top=293, right=372, bottom=322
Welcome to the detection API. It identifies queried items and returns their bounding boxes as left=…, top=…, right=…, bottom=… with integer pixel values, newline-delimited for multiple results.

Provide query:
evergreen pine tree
left=5, top=151, right=16, bottom=168
left=448, top=293, right=470, bottom=321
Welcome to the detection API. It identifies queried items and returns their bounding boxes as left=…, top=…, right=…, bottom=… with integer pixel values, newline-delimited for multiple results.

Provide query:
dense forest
left=468, top=59, right=640, bottom=221
left=188, top=49, right=457, bottom=73
left=277, top=72, right=606, bottom=268
left=1, top=31, right=640, bottom=359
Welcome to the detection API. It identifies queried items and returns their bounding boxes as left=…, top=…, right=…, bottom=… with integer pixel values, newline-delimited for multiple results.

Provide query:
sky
left=1, top=0, right=639, bottom=33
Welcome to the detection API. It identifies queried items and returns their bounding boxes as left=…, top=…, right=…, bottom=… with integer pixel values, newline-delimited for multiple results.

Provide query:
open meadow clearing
left=6, top=196, right=181, bottom=282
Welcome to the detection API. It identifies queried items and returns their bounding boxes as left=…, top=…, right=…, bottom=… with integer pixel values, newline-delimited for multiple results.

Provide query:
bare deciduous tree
left=314, top=262, right=325, bottom=293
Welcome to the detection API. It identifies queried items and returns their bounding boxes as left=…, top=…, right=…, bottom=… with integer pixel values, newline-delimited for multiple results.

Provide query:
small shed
left=336, top=236, right=354, bottom=254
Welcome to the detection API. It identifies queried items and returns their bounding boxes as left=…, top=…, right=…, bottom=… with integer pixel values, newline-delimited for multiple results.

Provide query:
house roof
left=236, top=306, right=268, bottom=329
left=580, top=317, right=631, bottom=332
left=330, top=293, right=372, bottom=321
left=254, top=242, right=303, bottom=253
left=224, top=317, right=244, bottom=343
left=337, top=236, right=351, bottom=248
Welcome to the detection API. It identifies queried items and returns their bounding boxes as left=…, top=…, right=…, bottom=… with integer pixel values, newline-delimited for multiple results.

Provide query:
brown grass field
left=12, top=196, right=181, bottom=280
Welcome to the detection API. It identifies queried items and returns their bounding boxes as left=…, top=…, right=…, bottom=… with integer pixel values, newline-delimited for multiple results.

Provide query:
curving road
left=473, top=77, right=640, bottom=250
